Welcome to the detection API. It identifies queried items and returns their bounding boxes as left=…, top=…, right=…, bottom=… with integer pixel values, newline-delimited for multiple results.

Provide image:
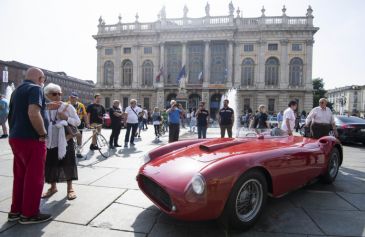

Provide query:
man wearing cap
left=305, top=98, right=338, bottom=139
left=67, top=92, right=88, bottom=158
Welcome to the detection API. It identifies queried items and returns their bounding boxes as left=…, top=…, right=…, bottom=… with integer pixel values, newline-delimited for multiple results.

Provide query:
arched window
left=188, top=44, right=204, bottom=84
left=103, top=61, right=114, bottom=86
left=289, top=57, right=303, bottom=86
left=265, top=57, right=279, bottom=86
left=122, top=60, right=133, bottom=86
left=142, top=60, right=153, bottom=86
left=241, top=58, right=255, bottom=86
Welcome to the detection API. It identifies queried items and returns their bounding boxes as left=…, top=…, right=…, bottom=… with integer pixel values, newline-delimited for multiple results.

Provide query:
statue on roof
left=229, top=1, right=234, bottom=16
left=205, top=2, right=210, bottom=17
left=183, top=5, right=188, bottom=18
left=160, top=6, right=166, bottom=20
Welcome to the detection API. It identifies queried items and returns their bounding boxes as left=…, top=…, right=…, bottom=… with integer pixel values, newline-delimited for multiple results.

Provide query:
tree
left=312, top=78, right=327, bottom=107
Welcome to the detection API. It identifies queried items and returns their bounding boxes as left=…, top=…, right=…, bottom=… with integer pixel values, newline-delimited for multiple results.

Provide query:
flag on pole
left=156, top=65, right=164, bottom=82
left=198, top=71, right=203, bottom=81
left=176, top=65, right=186, bottom=83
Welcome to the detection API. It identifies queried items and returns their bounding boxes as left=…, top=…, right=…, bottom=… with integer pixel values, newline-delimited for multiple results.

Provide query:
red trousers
left=9, top=138, right=46, bottom=217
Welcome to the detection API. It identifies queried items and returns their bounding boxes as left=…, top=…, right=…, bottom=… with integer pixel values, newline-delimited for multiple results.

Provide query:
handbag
left=63, top=105, right=80, bottom=138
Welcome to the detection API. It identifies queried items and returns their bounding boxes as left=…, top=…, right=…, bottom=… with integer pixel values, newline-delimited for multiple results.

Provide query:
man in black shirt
left=218, top=99, right=234, bottom=138
left=109, top=100, right=123, bottom=149
left=86, top=94, right=106, bottom=150
left=196, top=102, right=209, bottom=139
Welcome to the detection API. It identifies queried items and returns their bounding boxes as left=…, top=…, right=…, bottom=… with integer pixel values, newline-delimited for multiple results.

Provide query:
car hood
left=140, top=136, right=308, bottom=191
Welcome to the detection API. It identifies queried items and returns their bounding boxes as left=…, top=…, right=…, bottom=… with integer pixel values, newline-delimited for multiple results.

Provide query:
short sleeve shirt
left=219, top=107, right=234, bottom=125
left=281, top=108, right=296, bottom=132
left=9, top=80, right=48, bottom=139
left=70, top=102, right=87, bottom=120
left=0, top=98, right=9, bottom=117
left=197, top=109, right=209, bottom=127
left=86, top=103, right=105, bottom=124
left=109, top=106, right=122, bottom=126
left=168, top=108, right=181, bottom=124
left=125, top=106, right=142, bottom=124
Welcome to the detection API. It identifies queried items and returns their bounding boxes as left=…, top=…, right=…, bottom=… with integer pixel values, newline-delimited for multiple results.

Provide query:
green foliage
left=312, top=78, right=327, bottom=107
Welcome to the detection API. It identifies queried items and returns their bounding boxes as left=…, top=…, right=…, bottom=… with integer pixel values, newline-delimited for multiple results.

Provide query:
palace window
left=241, top=58, right=255, bottom=86
left=144, top=97, right=150, bottom=110
left=123, top=47, right=131, bottom=54
left=142, top=60, right=154, bottom=86
left=268, top=43, right=278, bottom=51
left=244, top=98, right=251, bottom=112
left=289, top=57, right=303, bottom=86
left=122, top=60, right=133, bottom=86
left=265, top=57, right=279, bottom=86
left=105, top=48, right=113, bottom=55
left=105, top=97, right=110, bottom=109
left=144, top=47, right=152, bottom=54
left=292, top=44, right=302, bottom=51
left=123, top=97, right=129, bottom=111
left=268, top=98, right=275, bottom=113
left=165, top=44, right=182, bottom=85
left=210, top=42, right=227, bottom=84
left=188, top=43, right=204, bottom=84
left=103, top=61, right=114, bottom=86
left=244, top=44, right=254, bottom=52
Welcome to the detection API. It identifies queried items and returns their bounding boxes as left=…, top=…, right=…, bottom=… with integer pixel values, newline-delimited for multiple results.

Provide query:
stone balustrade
left=97, top=15, right=312, bottom=34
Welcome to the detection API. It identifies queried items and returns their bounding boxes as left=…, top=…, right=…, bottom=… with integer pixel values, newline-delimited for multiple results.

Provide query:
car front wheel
left=321, top=148, right=340, bottom=184
left=221, top=170, right=267, bottom=230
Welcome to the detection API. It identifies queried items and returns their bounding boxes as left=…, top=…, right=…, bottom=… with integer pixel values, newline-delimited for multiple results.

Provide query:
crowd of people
left=3, top=66, right=344, bottom=225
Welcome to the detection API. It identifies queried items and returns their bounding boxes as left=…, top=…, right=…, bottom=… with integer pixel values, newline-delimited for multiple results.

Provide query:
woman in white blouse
left=41, top=83, right=80, bottom=200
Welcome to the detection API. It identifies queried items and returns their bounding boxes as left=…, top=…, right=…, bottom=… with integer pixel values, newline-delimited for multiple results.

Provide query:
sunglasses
left=50, top=92, right=62, bottom=96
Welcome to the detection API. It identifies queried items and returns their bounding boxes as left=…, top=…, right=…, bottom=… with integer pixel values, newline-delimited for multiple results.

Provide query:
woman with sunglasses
left=41, top=83, right=80, bottom=200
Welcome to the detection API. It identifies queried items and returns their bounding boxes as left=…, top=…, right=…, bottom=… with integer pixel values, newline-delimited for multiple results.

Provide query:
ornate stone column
left=280, top=39, right=289, bottom=88
left=182, top=41, right=187, bottom=70
left=203, top=40, right=210, bottom=87
left=159, top=42, right=165, bottom=85
left=132, top=44, right=140, bottom=88
left=114, top=45, right=121, bottom=88
left=227, top=40, right=233, bottom=87
left=305, top=39, right=314, bottom=90
left=96, top=45, right=103, bottom=87
left=234, top=42, right=241, bottom=88
left=257, top=40, right=266, bottom=89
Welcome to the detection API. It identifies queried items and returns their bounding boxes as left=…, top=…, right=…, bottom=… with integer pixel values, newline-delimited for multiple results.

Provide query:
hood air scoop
left=199, top=140, right=246, bottom=152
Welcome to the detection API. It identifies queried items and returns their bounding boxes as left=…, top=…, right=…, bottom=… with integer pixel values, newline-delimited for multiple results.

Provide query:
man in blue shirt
left=8, top=67, right=60, bottom=224
left=167, top=100, right=184, bottom=143
left=0, top=94, right=9, bottom=138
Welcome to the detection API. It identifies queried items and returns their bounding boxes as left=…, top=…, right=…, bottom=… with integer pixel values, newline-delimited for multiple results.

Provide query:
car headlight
left=191, top=174, right=206, bottom=195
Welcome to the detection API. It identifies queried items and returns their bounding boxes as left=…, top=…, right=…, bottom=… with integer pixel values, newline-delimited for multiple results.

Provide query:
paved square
left=1, top=128, right=365, bottom=236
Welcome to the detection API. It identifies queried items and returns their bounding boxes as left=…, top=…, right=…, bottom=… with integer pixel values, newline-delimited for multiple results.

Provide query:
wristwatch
left=39, top=134, right=48, bottom=139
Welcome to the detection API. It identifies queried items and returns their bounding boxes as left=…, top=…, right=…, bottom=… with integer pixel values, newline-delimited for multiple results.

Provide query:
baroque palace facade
left=93, top=3, right=318, bottom=117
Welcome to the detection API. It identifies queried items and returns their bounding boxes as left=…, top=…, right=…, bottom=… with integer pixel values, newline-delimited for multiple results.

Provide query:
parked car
left=268, top=116, right=278, bottom=128
left=334, top=115, right=365, bottom=145
left=103, top=113, right=125, bottom=129
left=137, top=130, right=342, bottom=230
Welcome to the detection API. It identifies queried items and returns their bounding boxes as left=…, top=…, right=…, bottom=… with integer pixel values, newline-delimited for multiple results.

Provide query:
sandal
left=41, top=188, right=58, bottom=199
left=67, top=190, right=77, bottom=200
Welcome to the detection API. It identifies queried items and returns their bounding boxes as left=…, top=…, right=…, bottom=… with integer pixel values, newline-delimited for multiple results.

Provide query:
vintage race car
left=137, top=130, right=342, bottom=230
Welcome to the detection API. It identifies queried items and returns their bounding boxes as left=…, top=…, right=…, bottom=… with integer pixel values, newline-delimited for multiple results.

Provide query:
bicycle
left=75, top=125, right=110, bottom=158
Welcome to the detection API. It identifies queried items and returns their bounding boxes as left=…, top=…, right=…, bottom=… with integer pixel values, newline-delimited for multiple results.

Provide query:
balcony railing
left=97, top=15, right=312, bottom=35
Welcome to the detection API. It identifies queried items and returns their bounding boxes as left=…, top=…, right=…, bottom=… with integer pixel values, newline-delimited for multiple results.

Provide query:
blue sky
left=0, top=0, right=364, bottom=89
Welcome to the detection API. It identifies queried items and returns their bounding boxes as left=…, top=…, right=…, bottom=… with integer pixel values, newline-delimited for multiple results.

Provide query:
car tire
left=321, top=148, right=340, bottom=184
left=220, top=170, right=267, bottom=230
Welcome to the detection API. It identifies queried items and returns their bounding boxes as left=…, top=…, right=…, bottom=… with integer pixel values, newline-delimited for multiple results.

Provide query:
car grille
left=139, top=175, right=172, bottom=211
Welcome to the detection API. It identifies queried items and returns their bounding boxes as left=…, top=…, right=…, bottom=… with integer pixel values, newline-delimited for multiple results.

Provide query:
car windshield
left=337, top=116, right=365, bottom=124
left=236, top=127, right=289, bottom=138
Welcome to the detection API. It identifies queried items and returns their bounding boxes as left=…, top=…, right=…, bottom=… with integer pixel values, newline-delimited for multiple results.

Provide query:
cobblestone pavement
left=0, top=126, right=364, bottom=237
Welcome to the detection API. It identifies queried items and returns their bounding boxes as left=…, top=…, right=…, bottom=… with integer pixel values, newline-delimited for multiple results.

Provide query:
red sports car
left=137, top=131, right=343, bottom=230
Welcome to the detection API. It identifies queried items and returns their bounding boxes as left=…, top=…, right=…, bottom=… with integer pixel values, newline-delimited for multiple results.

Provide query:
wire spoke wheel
left=96, top=134, right=110, bottom=158
left=328, top=151, right=339, bottom=178
left=235, top=179, right=263, bottom=223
